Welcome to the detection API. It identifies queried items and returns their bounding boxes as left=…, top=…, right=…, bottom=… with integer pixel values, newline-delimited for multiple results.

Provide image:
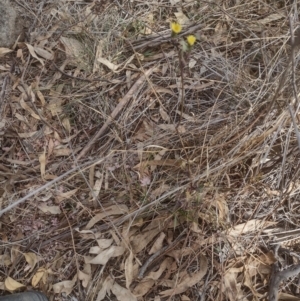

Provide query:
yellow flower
left=187, top=35, right=196, bottom=46
left=171, top=22, right=182, bottom=34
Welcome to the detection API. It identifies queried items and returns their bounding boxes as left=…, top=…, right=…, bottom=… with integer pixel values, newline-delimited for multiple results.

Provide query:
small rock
left=0, top=0, right=23, bottom=48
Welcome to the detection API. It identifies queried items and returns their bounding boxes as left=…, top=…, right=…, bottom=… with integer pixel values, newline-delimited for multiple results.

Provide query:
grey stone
left=0, top=0, right=23, bottom=48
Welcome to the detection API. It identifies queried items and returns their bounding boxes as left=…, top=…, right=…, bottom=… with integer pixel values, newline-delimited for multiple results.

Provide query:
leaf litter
left=1, top=0, right=300, bottom=300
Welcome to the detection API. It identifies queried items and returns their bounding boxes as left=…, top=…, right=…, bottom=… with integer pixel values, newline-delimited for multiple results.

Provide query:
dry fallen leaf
left=97, top=238, right=114, bottom=249
left=60, top=36, right=90, bottom=70
left=86, top=246, right=125, bottom=265
left=131, top=228, right=161, bottom=254
left=133, top=279, right=155, bottom=297
left=227, top=219, right=277, bottom=237
left=97, top=57, right=119, bottom=72
left=149, top=232, right=165, bottom=255
left=19, top=96, right=40, bottom=120
left=160, top=256, right=208, bottom=297
left=78, top=264, right=91, bottom=288
left=222, top=266, right=246, bottom=301
left=85, top=204, right=128, bottom=230
left=174, top=11, right=191, bottom=26
left=0, top=47, right=12, bottom=57
left=25, top=43, right=45, bottom=66
left=125, top=251, right=134, bottom=289
left=39, top=151, right=47, bottom=180
left=111, top=281, right=137, bottom=301
left=38, top=204, right=61, bottom=215
left=53, top=275, right=77, bottom=295
left=24, top=252, right=40, bottom=271
left=95, top=276, right=114, bottom=301
left=32, top=268, right=47, bottom=287
left=0, top=254, right=11, bottom=267
left=33, top=47, right=54, bottom=60
left=56, top=189, right=78, bottom=202
left=5, top=277, right=25, bottom=291
left=159, top=106, right=170, bottom=122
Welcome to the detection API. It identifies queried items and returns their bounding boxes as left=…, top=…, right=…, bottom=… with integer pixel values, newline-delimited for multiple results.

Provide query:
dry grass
left=1, top=0, right=300, bottom=300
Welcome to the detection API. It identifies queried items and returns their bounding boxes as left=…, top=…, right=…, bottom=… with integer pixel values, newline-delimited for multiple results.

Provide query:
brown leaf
left=159, top=106, right=170, bottom=122
left=149, top=232, right=165, bottom=255
left=24, top=252, right=40, bottom=271
left=39, top=151, right=46, bottom=180
left=33, top=47, right=54, bottom=60
left=56, top=189, right=78, bottom=202
left=86, top=246, right=125, bottom=265
left=20, top=96, right=40, bottom=120
left=85, top=205, right=128, bottom=230
left=0, top=48, right=12, bottom=57
left=53, top=275, right=77, bottom=295
left=62, top=117, right=71, bottom=134
left=38, top=204, right=61, bottom=214
left=0, top=254, right=11, bottom=267
left=36, top=91, right=46, bottom=106
left=5, top=277, right=25, bottom=291
left=131, top=228, right=161, bottom=254
left=32, top=268, right=47, bottom=287
left=227, top=219, right=277, bottom=237
left=160, top=256, right=208, bottom=296
left=133, top=279, right=155, bottom=297
left=78, top=264, right=91, bottom=288
left=25, top=43, right=45, bottom=66
left=125, top=251, right=134, bottom=288
left=95, top=276, right=114, bottom=301
left=222, top=266, right=245, bottom=301
left=111, top=281, right=137, bottom=301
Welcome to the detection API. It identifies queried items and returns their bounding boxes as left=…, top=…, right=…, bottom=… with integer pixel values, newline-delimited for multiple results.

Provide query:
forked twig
left=75, top=67, right=155, bottom=162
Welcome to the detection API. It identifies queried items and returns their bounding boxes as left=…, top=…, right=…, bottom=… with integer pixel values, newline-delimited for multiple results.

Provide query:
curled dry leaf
left=5, top=277, right=25, bottom=291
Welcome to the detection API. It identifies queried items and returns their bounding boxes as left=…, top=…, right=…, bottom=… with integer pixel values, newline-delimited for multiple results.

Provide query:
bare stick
left=75, top=67, right=155, bottom=162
